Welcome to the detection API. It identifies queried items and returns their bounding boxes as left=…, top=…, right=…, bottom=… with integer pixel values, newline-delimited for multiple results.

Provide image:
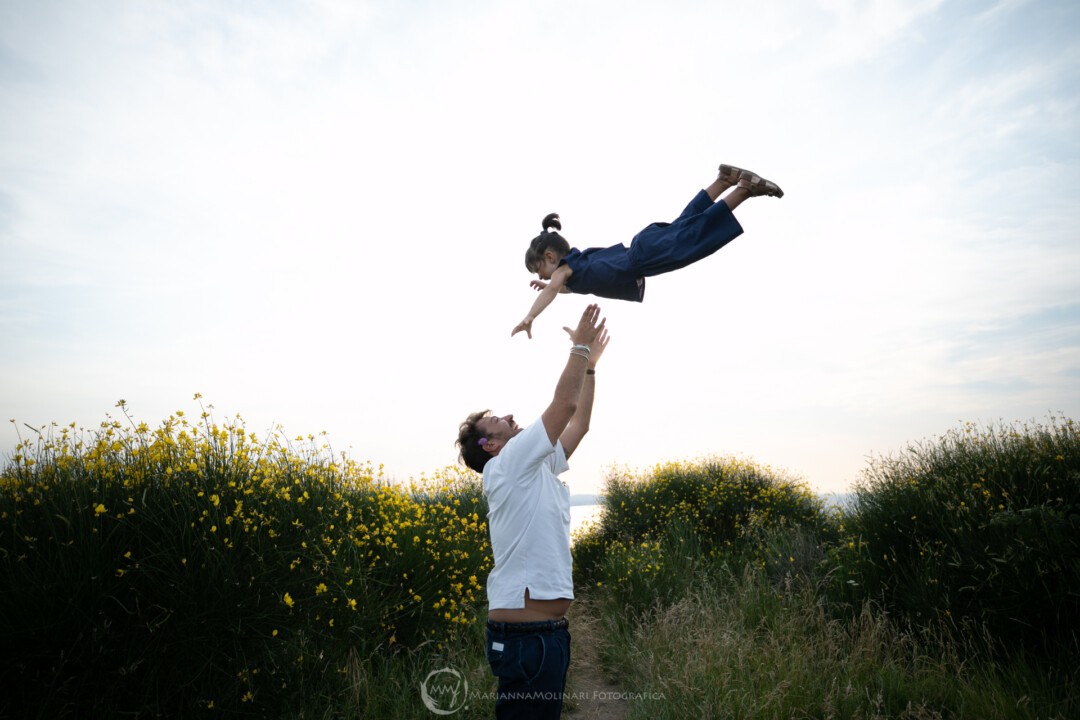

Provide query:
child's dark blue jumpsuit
left=559, top=189, right=744, bottom=302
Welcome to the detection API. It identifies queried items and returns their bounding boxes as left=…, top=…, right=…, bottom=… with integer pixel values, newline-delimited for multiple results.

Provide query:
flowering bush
left=574, top=456, right=827, bottom=612
left=0, top=399, right=491, bottom=716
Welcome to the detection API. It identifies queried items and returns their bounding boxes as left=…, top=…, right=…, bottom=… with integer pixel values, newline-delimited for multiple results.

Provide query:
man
left=456, top=304, right=610, bottom=719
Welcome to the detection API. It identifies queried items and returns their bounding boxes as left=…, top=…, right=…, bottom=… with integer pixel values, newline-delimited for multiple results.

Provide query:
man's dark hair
left=456, top=410, right=492, bottom=473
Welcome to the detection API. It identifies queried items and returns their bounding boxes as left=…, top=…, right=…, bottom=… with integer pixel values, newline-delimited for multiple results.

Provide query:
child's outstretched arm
left=511, top=264, right=572, bottom=339
left=529, top=279, right=571, bottom=293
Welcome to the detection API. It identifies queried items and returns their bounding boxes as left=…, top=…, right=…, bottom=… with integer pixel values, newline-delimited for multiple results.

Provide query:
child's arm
left=512, top=264, right=572, bottom=339
left=530, top=280, right=572, bottom=293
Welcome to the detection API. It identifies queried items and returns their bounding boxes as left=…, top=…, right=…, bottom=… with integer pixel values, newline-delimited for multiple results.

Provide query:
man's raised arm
left=540, top=304, right=605, bottom=446
left=560, top=323, right=609, bottom=458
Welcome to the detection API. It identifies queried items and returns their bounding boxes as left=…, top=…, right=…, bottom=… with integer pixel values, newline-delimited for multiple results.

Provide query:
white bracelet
left=571, top=344, right=591, bottom=355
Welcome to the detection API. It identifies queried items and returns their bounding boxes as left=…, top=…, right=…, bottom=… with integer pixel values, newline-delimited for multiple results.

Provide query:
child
left=511, top=163, right=783, bottom=338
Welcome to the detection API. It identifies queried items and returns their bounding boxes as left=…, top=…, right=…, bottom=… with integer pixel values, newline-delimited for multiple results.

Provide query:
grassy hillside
left=2, top=405, right=1077, bottom=718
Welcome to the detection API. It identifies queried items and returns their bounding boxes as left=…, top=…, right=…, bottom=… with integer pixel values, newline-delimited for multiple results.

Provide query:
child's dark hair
left=525, top=213, right=570, bottom=272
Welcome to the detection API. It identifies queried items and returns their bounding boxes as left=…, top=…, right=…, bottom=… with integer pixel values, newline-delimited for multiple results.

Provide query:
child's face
left=534, top=251, right=560, bottom=281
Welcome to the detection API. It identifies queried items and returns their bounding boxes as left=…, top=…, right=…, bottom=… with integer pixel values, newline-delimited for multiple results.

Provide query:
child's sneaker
left=718, top=163, right=746, bottom=184
left=737, top=170, right=784, bottom=198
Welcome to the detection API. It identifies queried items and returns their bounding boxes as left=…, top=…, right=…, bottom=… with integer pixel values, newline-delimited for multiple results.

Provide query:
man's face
left=477, top=413, right=520, bottom=454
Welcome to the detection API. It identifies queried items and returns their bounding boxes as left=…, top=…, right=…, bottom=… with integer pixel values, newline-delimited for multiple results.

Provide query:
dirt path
left=564, top=603, right=629, bottom=720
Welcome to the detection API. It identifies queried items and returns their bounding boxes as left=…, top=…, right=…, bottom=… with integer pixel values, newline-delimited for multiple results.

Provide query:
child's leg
left=705, top=164, right=741, bottom=201
left=705, top=175, right=736, bottom=202
left=722, top=185, right=751, bottom=211
left=707, top=167, right=751, bottom=210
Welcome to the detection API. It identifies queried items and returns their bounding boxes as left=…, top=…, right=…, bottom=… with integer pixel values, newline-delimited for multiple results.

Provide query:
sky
left=2, top=0, right=1078, bottom=496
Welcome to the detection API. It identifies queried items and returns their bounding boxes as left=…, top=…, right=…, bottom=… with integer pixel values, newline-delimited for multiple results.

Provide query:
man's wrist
left=569, top=347, right=590, bottom=361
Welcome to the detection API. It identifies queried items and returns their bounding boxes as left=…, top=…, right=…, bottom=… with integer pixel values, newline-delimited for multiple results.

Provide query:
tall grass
left=831, top=417, right=1080, bottom=661
left=599, top=564, right=1073, bottom=720
left=575, top=422, right=1079, bottom=718
left=0, top=400, right=495, bottom=717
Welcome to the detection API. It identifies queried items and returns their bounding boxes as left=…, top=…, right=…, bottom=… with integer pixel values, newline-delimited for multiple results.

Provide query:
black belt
left=486, top=618, right=569, bottom=633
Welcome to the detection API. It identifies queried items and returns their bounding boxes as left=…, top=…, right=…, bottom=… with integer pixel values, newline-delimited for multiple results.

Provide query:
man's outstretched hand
left=563, top=304, right=605, bottom=348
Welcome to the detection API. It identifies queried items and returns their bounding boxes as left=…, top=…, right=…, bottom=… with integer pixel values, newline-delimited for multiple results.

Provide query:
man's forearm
left=559, top=368, right=595, bottom=456
left=552, top=353, right=588, bottom=412
left=545, top=303, right=604, bottom=450
left=572, top=373, right=595, bottom=432
left=542, top=352, right=589, bottom=445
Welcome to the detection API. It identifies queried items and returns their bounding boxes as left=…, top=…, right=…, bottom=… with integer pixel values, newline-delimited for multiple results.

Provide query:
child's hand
left=511, top=316, right=534, bottom=339
left=530, top=280, right=548, bottom=292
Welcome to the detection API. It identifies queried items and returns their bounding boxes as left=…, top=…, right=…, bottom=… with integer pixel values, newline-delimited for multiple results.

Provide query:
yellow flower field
left=1, top=398, right=492, bottom=715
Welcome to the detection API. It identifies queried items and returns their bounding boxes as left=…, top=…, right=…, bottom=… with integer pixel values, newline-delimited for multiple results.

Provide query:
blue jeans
left=486, top=619, right=571, bottom=719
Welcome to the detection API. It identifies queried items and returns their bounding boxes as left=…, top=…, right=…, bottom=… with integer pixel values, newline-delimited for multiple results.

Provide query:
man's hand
left=587, top=326, right=610, bottom=368
left=563, top=314, right=609, bottom=367
left=563, top=304, right=605, bottom=348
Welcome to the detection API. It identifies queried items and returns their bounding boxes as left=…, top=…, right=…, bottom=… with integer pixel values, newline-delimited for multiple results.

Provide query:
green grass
left=830, top=417, right=1080, bottom=661
left=596, top=565, right=1075, bottom=719
left=575, top=424, right=1079, bottom=719
left=4, top=406, right=1078, bottom=718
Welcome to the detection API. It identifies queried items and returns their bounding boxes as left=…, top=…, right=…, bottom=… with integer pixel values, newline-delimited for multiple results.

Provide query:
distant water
left=570, top=503, right=604, bottom=536
left=821, top=492, right=856, bottom=509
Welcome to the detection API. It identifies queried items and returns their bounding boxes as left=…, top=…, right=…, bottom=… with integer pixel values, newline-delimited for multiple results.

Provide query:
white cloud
left=790, top=0, right=946, bottom=68
left=1, top=0, right=1078, bottom=494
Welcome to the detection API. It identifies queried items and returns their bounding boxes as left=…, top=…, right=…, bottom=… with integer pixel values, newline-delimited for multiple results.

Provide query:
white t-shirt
left=482, top=417, right=573, bottom=610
